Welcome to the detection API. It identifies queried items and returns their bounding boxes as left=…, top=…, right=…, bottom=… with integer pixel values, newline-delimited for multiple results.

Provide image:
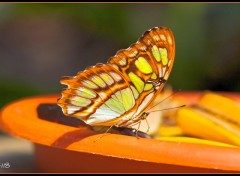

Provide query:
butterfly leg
left=128, top=120, right=141, bottom=139
left=144, top=118, right=150, bottom=133
left=94, top=118, right=134, bottom=142
left=93, top=124, right=115, bottom=142
left=128, top=118, right=150, bottom=135
left=135, top=120, right=142, bottom=139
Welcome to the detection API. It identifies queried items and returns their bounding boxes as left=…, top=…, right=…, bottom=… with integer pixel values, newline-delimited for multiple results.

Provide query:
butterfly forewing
left=58, top=27, right=175, bottom=127
left=107, top=27, right=175, bottom=125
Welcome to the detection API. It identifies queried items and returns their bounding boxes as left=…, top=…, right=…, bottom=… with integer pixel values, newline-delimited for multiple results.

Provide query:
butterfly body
left=58, top=27, right=175, bottom=129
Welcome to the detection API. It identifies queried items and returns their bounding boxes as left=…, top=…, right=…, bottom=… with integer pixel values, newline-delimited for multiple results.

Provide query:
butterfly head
left=147, top=77, right=167, bottom=90
left=140, top=112, right=150, bottom=120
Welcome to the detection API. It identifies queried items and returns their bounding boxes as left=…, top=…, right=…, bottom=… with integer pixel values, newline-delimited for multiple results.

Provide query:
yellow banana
left=176, top=92, right=240, bottom=146
left=155, top=136, right=238, bottom=148
left=198, top=92, right=240, bottom=125
left=157, top=125, right=184, bottom=137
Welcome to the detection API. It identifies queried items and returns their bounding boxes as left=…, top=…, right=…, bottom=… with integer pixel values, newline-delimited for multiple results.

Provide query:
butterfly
left=57, top=27, right=175, bottom=132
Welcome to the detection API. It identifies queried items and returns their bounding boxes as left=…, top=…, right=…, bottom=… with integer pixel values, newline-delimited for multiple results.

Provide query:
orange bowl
left=1, top=92, right=240, bottom=173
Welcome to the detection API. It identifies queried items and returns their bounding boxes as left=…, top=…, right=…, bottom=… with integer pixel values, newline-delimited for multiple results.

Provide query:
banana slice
left=176, top=92, right=240, bottom=146
left=157, top=125, right=184, bottom=137
left=155, top=136, right=238, bottom=148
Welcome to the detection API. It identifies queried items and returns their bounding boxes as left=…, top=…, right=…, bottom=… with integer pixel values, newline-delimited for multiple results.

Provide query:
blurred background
left=1, top=3, right=240, bottom=172
left=0, top=3, right=240, bottom=108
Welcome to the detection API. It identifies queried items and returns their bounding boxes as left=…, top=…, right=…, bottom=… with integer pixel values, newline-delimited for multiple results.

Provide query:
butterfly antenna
left=146, top=105, right=186, bottom=113
left=146, top=89, right=181, bottom=112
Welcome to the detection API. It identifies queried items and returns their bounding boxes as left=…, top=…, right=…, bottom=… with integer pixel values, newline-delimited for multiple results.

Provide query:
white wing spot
left=129, top=50, right=138, bottom=57
left=140, top=45, right=147, bottom=51
left=153, top=35, right=160, bottom=41
left=109, top=72, right=122, bottom=82
left=71, top=96, right=91, bottom=107
left=111, top=64, right=119, bottom=70
left=118, top=58, right=127, bottom=66
left=91, top=75, right=106, bottom=88
left=66, top=105, right=81, bottom=114
left=82, top=80, right=99, bottom=89
left=100, top=73, right=114, bottom=86
left=167, top=36, right=173, bottom=45
left=160, top=34, right=166, bottom=41
left=147, top=39, right=151, bottom=45
left=162, top=67, right=166, bottom=74
left=168, top=59, right=172, bottom=67
left=164, top=71, right=170, bottom=80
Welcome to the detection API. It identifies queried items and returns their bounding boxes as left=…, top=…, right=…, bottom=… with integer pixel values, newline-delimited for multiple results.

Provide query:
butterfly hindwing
left=58, top=64, right=137, bottom=125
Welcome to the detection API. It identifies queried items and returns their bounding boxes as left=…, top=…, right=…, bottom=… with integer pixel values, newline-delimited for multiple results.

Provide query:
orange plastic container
left=1, top=92, right=240, bottom=173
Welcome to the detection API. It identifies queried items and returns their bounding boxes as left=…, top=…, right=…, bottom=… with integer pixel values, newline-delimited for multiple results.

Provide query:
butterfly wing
left=58, top=63, right=137, bottom=126
left=57, top=27, right=175, bottom=127
left=107, top=27, right=175, bottom=125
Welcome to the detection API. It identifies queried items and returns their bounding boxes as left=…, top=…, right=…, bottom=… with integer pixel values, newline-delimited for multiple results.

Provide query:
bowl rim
left=1, top=91, right=240, bottom=172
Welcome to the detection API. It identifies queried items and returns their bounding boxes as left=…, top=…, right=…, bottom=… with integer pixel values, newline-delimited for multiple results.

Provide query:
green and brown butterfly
left=57, top=27, right=175, bottom=132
